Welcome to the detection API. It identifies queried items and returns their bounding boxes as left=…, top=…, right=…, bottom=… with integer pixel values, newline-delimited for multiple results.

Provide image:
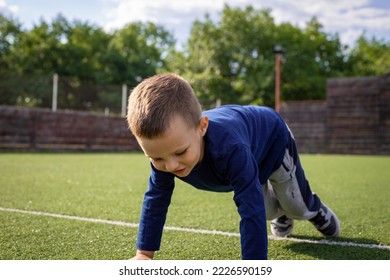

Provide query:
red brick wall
left=1, top=73, right=389, bottom=154
left=280, top=100, right=327, bottom=154
left=379, top=73, right=390, bottom=154
left=280, top=73, right=389, bottom=155
left=327, top=74, right=389, bottom=154
left=0, top=105, right=140, bottom=151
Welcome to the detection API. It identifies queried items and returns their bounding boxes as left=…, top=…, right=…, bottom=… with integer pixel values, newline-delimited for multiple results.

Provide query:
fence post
left=273, top=45, right=284, bottom=113
left=121, top=84, right=127, bottom=117
left=52, top=73, right=58, bottom=112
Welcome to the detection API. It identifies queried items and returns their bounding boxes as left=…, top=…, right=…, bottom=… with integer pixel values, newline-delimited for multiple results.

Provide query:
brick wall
left=327, top=74, right=389, bottom=154
left=379, top=73, right=390, bottom=154
left=280, top=73, right=389, bottom=155
left=280, top=100, right=327, bottom=154
left=0, top=105, right=140, bottom=151
left=1, top=73, right=389, bottom=154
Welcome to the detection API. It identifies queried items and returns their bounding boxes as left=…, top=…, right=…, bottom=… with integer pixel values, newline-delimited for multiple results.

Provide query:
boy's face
left=136, top=115, right=209, bottom=178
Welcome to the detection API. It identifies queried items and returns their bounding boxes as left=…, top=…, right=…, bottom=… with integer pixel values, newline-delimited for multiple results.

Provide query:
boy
left=127, top=73, right=340, bottom=260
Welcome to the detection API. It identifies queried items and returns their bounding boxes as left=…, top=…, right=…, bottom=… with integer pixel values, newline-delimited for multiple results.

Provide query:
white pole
left=121, top=84, right=127, bottom=117
left=216, top=98, right=221, bottom=108
left=52, top=73, right=58, bottom=112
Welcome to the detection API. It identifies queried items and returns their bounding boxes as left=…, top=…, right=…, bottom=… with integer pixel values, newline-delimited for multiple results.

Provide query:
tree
left=276, top=17, right=349, bottom=101
left=104, top=22, right=175, bottom=86
left=348, top=36, right=390, bottom=76
left=0, top=14, right=23, bottom=105
left=167, top=6, right=278, bottom=107
left=2, top=7, right=389, bottom=111
left=2, top=15, right=111, bottom=108
left=0, top=14, right=175, bottom=111
left=0, top=14, right=22, bottom=67
left=165, top=6, right=351, bottom=107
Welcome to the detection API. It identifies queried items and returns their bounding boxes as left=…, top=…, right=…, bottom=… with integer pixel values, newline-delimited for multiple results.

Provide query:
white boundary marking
left=1, top=207, right=389, bottom=251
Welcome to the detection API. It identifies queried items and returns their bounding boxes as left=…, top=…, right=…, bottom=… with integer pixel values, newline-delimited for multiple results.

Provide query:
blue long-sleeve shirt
left=136, top=105, right=289, bottom=259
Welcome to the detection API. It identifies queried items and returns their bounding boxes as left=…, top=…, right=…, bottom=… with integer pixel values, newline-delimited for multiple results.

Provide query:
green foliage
left=165, top=7, right=353, bottom=107
left=1, top=6, right=389, bottom=110
left=166, top=7, right=278, bottom=107
left=348, top=36, right=390, bottom=76
left=0, top=14, right=175, bottom=110
left=0, top=14, right=22, bottom=66
left=276, top=18, right=350, bottom=101
left=104, top=22, right=174, bottom=85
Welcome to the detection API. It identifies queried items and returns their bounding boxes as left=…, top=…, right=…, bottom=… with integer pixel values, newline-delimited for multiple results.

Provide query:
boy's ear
left=199, top=116, right=209, bottom=136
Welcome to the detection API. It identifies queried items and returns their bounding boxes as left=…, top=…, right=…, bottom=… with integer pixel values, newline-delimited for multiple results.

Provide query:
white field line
left=1, top=207, right=389, bottom=251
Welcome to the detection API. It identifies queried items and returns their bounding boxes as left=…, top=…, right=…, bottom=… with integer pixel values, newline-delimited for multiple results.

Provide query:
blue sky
left=1, top=0, right=389, bottom=48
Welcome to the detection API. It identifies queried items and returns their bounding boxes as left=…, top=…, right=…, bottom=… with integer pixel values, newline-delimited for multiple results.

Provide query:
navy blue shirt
left=136, top=105, right=289, bottom=259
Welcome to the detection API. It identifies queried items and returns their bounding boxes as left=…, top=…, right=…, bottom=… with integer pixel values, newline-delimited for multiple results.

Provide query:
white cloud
left=0, top=0, right=19, bottom=15
left=103, top=0, right=389, bottom=46
left=103, top=0, right=226, bottom=30
left=261, top=0, right=390, bottom=44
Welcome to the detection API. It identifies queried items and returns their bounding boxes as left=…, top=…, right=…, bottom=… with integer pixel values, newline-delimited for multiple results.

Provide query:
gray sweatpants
left=262, top=132, right=321, bottom=221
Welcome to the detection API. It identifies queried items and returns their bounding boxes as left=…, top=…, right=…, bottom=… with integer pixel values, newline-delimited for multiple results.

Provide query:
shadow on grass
left=285, top=235, right=390, bottom=260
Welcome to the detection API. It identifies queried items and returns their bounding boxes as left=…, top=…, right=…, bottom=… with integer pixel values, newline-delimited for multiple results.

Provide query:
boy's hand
left=130, top=250, right=155, bottom=260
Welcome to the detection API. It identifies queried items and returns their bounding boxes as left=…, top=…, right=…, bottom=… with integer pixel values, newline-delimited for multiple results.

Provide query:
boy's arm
left=131, top=250, right=155, bottom=260
left=227, top=144, right=268, bottom=260
left=135, top=164, right=175, bottom=257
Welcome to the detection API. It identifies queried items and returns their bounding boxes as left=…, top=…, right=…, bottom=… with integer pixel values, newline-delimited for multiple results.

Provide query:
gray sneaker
left=270, top=215, right=294, bottom=237
left=309, top=203, right=340, bottom=237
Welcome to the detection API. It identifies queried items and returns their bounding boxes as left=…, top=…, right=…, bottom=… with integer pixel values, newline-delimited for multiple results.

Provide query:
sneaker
left=309, top=203, right=340, bottom=237
left=270, top=215, right=294, bottom=237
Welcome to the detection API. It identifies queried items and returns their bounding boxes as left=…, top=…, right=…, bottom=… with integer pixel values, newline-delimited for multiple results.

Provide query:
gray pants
left=262, top=135, right=321, bottom=221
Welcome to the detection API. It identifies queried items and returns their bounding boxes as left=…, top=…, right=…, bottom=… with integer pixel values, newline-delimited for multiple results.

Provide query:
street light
left=273, top=44, right=284, bottom=113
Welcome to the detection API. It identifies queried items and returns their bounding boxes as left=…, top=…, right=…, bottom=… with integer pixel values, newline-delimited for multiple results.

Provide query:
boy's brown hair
left=127, top=73, right=202, bottom=138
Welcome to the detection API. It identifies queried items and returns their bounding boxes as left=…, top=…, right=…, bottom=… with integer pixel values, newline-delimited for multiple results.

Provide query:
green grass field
left=0, top=153, right=389, bottom=260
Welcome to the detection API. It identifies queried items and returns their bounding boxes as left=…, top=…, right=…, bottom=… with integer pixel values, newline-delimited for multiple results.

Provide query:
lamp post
left=273, top=45, right=284, bottom=113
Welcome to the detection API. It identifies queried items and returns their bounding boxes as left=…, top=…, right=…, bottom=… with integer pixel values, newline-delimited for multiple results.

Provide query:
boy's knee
left=267, top=178, right=316, bottom=220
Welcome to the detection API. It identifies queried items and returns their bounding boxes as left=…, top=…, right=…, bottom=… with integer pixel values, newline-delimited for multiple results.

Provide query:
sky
left=1, top=0, right=390, bottom=49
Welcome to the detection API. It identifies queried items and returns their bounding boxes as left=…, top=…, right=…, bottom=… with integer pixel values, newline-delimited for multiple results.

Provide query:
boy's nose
left=165, top=158, right=179, bottom=172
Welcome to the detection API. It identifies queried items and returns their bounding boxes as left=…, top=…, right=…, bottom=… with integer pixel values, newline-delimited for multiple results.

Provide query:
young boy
left=127, top=73, right=340, bottom=260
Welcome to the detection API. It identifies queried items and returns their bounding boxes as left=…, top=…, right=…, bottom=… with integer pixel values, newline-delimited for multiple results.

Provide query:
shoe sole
left=270, top=218, right=294, bottom=238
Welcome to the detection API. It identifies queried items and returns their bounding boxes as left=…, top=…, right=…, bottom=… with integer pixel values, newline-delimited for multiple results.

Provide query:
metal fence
left=0, top=73, right=128, bottom=116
